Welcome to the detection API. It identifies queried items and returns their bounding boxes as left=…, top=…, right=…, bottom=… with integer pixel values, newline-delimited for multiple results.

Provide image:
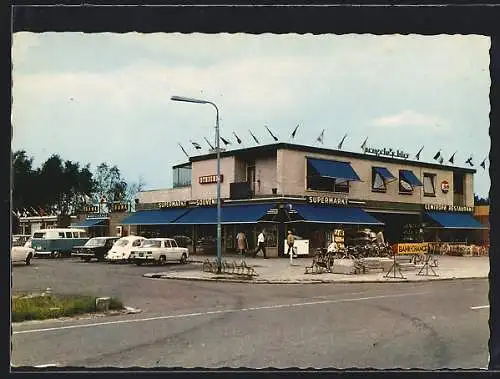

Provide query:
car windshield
left=84, top=238, right=107, bottom=247
left=142, top=240, right=161, bottom=248
left=115, top=239, right=129, bottom=247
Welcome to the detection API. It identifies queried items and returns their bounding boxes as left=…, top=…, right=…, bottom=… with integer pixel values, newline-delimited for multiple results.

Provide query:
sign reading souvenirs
left=158, top=198, right=218, bottom=209
left=424, top=203, right=473, bottom=213
left=199, top=175, right=224, bottom=184
left=307, top=196, right=348, bottom=206
left=363, top=146, right=410, bottom=159
left=440, top=180, right=450, bottom=194
left=394, top=242, right=428, bottom=255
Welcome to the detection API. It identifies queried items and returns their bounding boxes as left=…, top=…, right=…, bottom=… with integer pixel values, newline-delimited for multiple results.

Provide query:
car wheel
left=180, top=253, right=187, bottom=264
left=135, top=261, right=142, bottom=266
left=52, top=251, right=61, bottom=259
left=158, top=255, right=166, bottom=265
left=25, top=253, right=32, bottom=266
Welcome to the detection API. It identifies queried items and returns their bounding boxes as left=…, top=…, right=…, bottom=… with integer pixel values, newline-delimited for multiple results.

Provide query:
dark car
left=72, top=237, right=120, bottom=262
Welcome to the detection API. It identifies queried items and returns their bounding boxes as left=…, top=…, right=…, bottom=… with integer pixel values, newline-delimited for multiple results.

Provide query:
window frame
left=423, top=172, right=437, bottom=197
left=371, top=167, right=387, bottom=193
left=398, top=170, right=414, bottom=195
left=306, top=158, right=351, bottom=194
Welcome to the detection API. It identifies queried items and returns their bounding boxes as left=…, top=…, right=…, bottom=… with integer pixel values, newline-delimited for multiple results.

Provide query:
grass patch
left=12, top=294, right=124, bottom=322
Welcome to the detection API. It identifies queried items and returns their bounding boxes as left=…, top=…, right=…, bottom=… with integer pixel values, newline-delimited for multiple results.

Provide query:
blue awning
left=120, top=209, right=190, bottom=225
left=425, top=212, right=488, bottom=229
left=307, top=158, right=361, bottom=182
left=400, top=170, right=423, bottom=187
left=173, top=203, right=275, bottom=225
left=71, top=218, right=108, bottom=228
left=287, top=204, right=384, bottom=225
left=374, top=167, right=396, bottom=182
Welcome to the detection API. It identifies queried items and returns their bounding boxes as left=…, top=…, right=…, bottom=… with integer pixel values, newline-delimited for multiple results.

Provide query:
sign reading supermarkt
left=307, top=196, right=348, bottom=205
left=363, top=146, right=409, bottom=159
left=424, top=204, right=473, bottom=213
left=158, top=198, right=218, bottom=208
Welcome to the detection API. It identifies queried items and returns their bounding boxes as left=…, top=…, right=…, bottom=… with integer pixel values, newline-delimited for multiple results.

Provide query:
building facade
left=121, top=143, right=486, bottom=257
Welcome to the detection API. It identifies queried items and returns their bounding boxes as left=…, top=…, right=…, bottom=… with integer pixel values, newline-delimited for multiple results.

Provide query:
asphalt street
left=11, top=257, right=490, bottom=369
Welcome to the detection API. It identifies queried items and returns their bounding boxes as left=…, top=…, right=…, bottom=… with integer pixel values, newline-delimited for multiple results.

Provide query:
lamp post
left=171, top=95, right=222, bottom=274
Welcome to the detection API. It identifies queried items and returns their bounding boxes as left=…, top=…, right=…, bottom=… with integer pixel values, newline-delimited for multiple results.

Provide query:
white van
left=31, top=228, right=88, bottom=258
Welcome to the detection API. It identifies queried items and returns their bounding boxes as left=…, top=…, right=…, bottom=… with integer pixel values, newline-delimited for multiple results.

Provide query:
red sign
left=199, top=175, right=224, bottom=184
left=440, top=180, right=450, bottom=194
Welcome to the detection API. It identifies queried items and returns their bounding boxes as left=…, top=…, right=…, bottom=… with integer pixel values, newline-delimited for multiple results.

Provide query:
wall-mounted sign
left=363, top=146, right=409, bottom=159
left=82, top=205, right=99, bottom=213
left=158, top=198, right=218, bottom=209
left=87, top=213, right=109, bottom=219
left=440, top=180, right=450, bottom=194
left=111, top=203, right=129, bottom=212
left=424, top=204, right=473, bottom=213
left=307, top=196, right=348, bottom=206
left=199, top=175, right=224, bottom=184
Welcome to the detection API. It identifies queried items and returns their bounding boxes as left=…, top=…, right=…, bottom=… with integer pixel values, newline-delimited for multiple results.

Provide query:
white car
left=106, top=235, right=146, bottom=262
left=11, top=245, right=35, bottom=265
left=131, top=238, right=189, bottom=266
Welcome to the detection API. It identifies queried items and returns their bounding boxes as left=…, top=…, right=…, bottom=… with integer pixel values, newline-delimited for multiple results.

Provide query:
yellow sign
left=396, top=243, right=428, bottom=255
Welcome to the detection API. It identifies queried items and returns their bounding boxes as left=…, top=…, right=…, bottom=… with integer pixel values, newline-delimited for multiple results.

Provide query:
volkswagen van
left=31, top=228, right=89, bottom=258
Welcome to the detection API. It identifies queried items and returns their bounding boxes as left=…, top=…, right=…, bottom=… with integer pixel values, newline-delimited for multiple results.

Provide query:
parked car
left=32, top=228, right=88, bottom=258
left=106, top=235, right=146, bottom=262
left=72, top=237, right=120, bottom=262
left=131, top=238, right=189, bottom=266
left=12, top=235, right=32, bottom=247
left=11, top=244, right=35, bottom=265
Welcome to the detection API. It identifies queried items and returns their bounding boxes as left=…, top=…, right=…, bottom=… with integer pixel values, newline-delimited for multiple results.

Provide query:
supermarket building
left=118, top=142, right=486, bottom=257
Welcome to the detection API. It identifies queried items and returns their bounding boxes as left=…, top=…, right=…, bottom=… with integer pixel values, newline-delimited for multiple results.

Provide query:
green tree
left=12, top=150, right=36, bottom=212
left=94, top=163, right=128, bottom=205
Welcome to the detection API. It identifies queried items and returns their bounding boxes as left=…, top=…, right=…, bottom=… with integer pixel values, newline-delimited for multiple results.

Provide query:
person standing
left=287, top=231, right=296, bottom=257
left=254, top=230, right=267, bottom=258
left=236, top=231, right=248, bottom=257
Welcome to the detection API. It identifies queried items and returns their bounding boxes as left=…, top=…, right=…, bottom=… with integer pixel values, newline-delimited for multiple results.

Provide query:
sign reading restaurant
left=158, top=198, right=218, bottom=209
left=363, top=146, right=409, bottom=159
left=199, top=175, right=224, bottom=184
left=307, top=196, right=348, bottom=206
left=424, top=203, right=473, bottom=213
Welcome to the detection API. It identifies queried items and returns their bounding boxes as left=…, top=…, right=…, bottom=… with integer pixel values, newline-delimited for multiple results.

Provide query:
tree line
left=12, top=150, right=145, bottom=217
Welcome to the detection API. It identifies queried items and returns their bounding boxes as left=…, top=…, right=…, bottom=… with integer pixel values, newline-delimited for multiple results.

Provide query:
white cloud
left=370, top=110, right=448, bottom=130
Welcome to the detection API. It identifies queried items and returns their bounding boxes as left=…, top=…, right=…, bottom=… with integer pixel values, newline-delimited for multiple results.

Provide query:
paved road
left=11, top=258, right=490, bottom=369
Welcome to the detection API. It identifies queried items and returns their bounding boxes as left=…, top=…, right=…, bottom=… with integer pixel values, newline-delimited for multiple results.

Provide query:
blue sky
left=12, top=33, right=491, bottom=197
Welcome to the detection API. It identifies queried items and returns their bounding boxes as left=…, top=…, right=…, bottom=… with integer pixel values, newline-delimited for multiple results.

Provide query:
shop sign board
left=440, top=180, right=450, bottom=194
left=87, top=213, right=109, bottom=219
left=82, top=205, right=99, bottom=213
left=424, top=203, right=473, bottom=213
left=111, top=203, right=129, bottom=212
left=158, top=198, right=218, bottom=209
left=395, top=242, right=428, bottom=255
left=307, top=196, right=348, bottom=206
left=199, top=175, right=224, bottom=184
left=363, top=146, right=409, bottom=159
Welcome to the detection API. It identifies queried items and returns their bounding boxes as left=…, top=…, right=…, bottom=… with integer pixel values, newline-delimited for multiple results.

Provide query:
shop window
left=423, top=173, right=436, bottom=197
left=453, top=172, right=464, bottom=194
left=398, top=170, right=414, bottom=194
left=372, top=168, right=386, bottom=193
left=173, top=164, right=192, bottom=188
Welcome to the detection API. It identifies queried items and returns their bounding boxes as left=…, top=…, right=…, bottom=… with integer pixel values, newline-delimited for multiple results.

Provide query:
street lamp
left=171, top=95, right=222, bottom=274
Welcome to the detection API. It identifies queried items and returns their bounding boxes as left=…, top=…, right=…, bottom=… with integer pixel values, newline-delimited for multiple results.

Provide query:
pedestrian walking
left=236, top=231, right=248, bottom=257
left=254, top=230, right=267, bottom=258
left=287, top=231, right=297, bottom=258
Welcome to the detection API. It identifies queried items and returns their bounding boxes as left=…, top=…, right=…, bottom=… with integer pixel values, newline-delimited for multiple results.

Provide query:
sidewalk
left=144, top=255, right=490, bottom=284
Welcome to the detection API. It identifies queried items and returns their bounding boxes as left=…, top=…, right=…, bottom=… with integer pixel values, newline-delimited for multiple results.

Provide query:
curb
left=144, top=273, right=488, bottom=284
